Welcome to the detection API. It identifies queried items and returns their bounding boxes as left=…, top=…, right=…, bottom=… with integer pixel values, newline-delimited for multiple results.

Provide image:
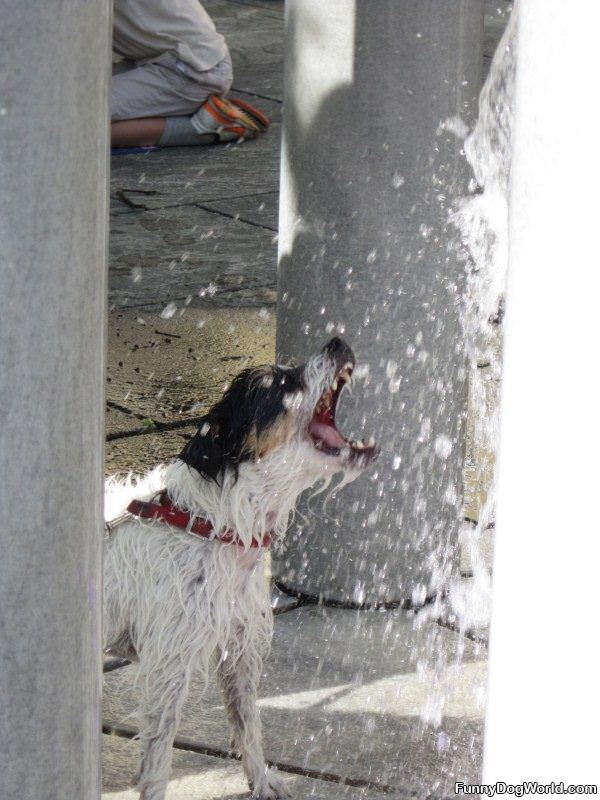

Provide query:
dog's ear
left=178, top=415, right=227, bottom=482
left=178, top=369, right=259, bottom=482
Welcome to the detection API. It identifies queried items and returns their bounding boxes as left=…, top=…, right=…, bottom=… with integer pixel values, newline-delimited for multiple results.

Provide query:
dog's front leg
left=217, top=643, right=290, bottom=800
left=135, top=660, right=193, bottom=800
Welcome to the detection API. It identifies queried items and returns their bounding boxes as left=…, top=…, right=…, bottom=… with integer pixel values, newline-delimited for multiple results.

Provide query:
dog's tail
left=104, top=465, right=166, bottom=524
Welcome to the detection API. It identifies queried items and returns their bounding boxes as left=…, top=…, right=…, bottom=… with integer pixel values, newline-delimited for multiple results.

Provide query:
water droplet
left=160, top=302, right=177, bottom=319
left=434, top=435, right=453, bottom=460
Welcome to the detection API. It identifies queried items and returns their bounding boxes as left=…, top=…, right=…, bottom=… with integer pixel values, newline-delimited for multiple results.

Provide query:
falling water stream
left=450, top=2, right=517, bottom=631
left=272, top=5, right=520, bottom=792
left=412, top=3, right=518, bottom=786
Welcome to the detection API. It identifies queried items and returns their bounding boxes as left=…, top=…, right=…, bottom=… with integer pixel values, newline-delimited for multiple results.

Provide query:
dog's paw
left=251, top=768, right=292, bottom=800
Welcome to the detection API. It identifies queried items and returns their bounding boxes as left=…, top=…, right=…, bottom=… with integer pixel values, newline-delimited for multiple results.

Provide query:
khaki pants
left=111, top=52, right=233, bottom=120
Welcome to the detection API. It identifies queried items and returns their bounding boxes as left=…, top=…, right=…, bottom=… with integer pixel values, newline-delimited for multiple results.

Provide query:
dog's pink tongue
left=309, top=420, right=346, bottom=448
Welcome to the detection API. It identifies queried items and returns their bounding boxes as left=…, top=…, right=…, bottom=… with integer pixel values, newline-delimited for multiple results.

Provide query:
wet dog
left=103, top=337, right=377, bottom=800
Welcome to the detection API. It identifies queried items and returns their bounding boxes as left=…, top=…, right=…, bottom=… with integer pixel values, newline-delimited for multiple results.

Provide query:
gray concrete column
left=484, top=1, right=598, bottom=782
left=0, top=3, right=111, bottom=798
left=275, top=1, right=484, bottom=604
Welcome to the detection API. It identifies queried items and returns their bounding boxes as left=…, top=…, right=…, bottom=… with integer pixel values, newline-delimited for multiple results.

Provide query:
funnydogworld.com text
left=455, top=783, right=598, bottom=797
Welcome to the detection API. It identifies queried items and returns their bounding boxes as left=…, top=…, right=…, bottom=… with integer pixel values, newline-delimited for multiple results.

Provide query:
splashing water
left=414, top=3, right=518, bottom=738
left=459, top=7, right=517, bottom=344
left=447, top=4, right=518, bottom=630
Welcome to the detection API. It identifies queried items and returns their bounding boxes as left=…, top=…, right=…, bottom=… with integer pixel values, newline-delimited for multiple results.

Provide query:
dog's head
left=179, top=337, right=378, bottom=488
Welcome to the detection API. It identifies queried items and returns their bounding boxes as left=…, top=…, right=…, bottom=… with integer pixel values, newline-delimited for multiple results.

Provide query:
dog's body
left=104, top=463, right=277, bottom=800
left=103, top=339, right=377, bottom=800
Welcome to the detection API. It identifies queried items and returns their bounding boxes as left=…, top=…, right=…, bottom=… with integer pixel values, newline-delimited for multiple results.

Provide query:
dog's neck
left=164, top=444, right=322, bottom=548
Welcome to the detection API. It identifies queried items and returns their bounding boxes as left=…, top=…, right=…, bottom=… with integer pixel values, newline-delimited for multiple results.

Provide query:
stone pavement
left=103, top=1, right=511, bottom=797
left=103, top=606, right=487, bottom=799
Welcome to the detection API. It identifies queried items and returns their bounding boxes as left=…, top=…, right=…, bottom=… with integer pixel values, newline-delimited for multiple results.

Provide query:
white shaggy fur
left=103, top=342, right=374, bottom=800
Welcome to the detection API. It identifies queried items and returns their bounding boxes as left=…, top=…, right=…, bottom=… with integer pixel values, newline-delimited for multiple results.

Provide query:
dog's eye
left=282, top=376, right=299, bottom=392
left=278, top=367, right=304, bottom=393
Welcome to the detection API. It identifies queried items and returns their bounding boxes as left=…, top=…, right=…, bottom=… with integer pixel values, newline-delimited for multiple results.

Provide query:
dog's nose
left=322, top=337, right=355, bottom=368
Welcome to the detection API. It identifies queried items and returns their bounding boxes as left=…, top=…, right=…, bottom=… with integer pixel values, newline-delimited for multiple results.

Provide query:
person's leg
left=111, top=59, right=204, bottom=147
left=111, top=60, right=167, bottom=146
left=111, top=56, right=230, bottom=147
left=112, top=59, right=213, bottom=120
left=110, top=102, right=267, bottom=148
left=109, top=53, right=267, bottom=148
left=111, top=118, right=166, bottom=147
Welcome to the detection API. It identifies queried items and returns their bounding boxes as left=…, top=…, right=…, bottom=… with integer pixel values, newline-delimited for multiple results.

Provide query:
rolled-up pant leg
left=111, top=53, right=233, bottom=121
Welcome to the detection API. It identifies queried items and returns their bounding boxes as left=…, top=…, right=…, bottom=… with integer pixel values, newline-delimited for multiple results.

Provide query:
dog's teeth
left=367, top=436, right=375, bottom=447
left=332, top=379, right=338, bottom=392
left=355, top=440, right=365, bottom=450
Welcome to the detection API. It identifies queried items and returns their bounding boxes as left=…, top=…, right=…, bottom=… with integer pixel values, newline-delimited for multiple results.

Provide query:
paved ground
left=103, top=2, right=510, bottom=797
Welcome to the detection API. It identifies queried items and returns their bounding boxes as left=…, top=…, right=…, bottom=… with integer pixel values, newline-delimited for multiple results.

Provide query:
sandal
left=228, top=96, right=270, bottom=132
left=190, top=95, right=268, bottom=142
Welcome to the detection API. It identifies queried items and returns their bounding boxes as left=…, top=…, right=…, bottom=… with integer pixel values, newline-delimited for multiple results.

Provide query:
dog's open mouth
left=308, top=362, right=378, bottom=463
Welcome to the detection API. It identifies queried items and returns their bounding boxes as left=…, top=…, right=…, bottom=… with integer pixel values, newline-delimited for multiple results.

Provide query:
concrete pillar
left=484, top=1, right=599, bottom=782
left=0, top=3, right=110, bottom=798
left=275, top=1, right=484, bottom=604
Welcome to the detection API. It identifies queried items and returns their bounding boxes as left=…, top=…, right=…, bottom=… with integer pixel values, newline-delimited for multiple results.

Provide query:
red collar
left=126, top=490, right=272, bottom=548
